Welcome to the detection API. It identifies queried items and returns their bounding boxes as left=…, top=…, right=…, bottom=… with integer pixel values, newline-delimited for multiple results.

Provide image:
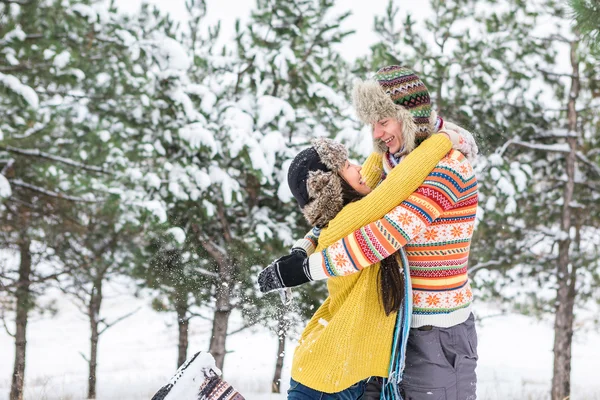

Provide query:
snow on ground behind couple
left=0, top=282, right=599, bottom=400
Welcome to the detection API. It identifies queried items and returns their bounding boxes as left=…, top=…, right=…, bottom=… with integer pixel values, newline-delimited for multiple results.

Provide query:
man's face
left=372, top=118, right=403, bottom=154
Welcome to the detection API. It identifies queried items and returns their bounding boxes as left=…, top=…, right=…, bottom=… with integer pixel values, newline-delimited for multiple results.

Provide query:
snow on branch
left=0, top=72, right=38, bottom=109
left=531, top=34, right=572, bottom=44
left=537, top=68, right=575, bottom=79
left=498, top=140, right=600, bottom=177
left=577, top=152, right=600, bottom=177
left=0, top=172, right=12, bottom=198
left=197, top=267, right=219, bottom=278
left=9, top=179, right=103, bottom=203
left=468, top=259, right=505, bottom=276
left=499, top=139, right=571, bottom=156
left=0, top=145, right=113, bottom=174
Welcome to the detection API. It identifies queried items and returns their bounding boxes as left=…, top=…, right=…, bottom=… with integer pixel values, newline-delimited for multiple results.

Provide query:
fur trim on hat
left=302, top=170, right=344, bottom=227
left=311, top=138, right=348, bottom=172
left=353, top=80, right=435, bottom=156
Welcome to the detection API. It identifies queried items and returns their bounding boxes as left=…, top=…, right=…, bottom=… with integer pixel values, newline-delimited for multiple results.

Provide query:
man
left=260, top=66, right=479, bottom=400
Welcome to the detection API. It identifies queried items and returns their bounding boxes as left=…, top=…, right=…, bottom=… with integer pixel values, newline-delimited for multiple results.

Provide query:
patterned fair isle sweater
left=303, top=149, right=478, bottom=328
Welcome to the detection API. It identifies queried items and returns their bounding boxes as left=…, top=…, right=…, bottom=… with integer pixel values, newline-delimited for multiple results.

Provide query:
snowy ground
left=1, top=283, right=599, bottom=400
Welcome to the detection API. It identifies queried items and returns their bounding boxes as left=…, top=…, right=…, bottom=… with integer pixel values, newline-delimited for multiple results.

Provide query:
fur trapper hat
left=287, top=138, right=348, bottom=227
left=352, top=65, right=437, bottom=155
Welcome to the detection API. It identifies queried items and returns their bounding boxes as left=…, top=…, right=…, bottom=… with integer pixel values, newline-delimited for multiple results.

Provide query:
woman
left=258, top=131, right=465, bottom=399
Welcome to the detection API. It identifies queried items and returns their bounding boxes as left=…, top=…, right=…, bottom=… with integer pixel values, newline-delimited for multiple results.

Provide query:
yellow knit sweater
left=291, top=134, right=452, bottom=392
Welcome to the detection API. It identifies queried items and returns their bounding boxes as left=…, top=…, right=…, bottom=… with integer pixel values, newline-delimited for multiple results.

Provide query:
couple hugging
left=153, top=65, right=480, bottom=400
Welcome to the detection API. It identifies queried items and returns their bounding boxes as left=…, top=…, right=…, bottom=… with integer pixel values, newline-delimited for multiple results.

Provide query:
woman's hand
left=439, top=122, right=479, bottom=161
left=257, top=249, right=312, bottom=293
left=438, top=128, right=461, bottom=147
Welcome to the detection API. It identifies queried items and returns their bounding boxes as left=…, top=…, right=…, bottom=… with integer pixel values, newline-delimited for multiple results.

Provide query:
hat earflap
left=311, top=138, right=348, bottom=172
left=302, top=170, right=344, bottom=228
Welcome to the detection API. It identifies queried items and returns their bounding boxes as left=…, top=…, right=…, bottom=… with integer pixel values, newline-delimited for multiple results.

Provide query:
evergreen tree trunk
left=176, top=297, right=189, bottom=367
left=271, top=310, right=287, bottom=393
left=10, top=235, right=31, bottom=400
left=551, top=39, right=580, bottom=400
left=87, top=277, right=103, bottom=399
left=209, top=261, right=233, bottom=371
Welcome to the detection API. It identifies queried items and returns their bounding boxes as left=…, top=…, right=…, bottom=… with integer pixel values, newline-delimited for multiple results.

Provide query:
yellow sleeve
left=317, top=134, right=452, bottom=249
left=360, top=152, right=383, bottom=190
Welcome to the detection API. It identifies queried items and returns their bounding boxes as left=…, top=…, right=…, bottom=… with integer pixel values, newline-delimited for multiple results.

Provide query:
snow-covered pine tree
left=453, top=1, right=599, bottom=398
left=129, top=0, right=356, bottom=373
left=0, top=1, right=168, bottom=398
left=569, top=0, right=600, bottom=51
left=55, top=198, right=144, bottom=399
left=115, top=0, right=223, bottom=369
left=233, top=0, right=357, bottom=382
left=360, top=1, right=598, bottom=397
left=356, top=0, right=521, bottom=152
left=358, top=0, right=537, bottom=286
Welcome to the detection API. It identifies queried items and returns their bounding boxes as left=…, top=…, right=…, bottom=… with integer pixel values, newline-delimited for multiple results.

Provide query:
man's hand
left=257, top=249, right=312, bottom=293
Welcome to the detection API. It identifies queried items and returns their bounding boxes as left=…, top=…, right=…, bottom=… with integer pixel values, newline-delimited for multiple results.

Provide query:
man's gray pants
left=401, top=313, right=478, bottom=400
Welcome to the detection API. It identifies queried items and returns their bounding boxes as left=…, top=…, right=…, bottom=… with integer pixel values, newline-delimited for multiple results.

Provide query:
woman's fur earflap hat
left=287, top=138, right=348, bottom=227
left=352, top=65, right=437, bottom=155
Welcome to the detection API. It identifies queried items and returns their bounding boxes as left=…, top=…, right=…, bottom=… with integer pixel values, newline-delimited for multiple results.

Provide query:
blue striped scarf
left=380, top=248, right=413, bottom=400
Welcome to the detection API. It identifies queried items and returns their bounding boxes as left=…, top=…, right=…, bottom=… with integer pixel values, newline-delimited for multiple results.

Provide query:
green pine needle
left=568, top=0, right=600, bottom=48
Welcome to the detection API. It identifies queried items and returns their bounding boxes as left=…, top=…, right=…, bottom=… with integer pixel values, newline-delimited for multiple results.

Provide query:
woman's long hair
left=340, top=179, right=405, bottom=316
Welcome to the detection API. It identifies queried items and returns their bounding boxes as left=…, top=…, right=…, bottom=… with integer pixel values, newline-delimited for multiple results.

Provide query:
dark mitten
left=258, top=251, right=311, bottom=293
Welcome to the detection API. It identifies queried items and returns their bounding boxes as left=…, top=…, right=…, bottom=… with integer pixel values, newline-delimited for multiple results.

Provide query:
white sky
left=114, top=0, right=431, bottom=62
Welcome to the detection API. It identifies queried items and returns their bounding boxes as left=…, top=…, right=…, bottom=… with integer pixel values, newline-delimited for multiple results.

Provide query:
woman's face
left=339, top=160, right=371, bottom=195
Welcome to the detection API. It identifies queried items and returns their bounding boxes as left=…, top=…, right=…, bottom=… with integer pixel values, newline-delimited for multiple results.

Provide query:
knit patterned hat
left=287, top=138, right=348, bottom=227
left=352, top=65, right=437, bottom=155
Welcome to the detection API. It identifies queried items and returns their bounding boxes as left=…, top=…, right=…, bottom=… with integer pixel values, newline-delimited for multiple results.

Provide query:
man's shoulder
left=433, top=149, right=477, bottom=182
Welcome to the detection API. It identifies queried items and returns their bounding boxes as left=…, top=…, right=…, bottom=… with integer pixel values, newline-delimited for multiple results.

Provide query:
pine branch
left=79, top=351, right=90, bottom=363
left=576, top=151, right=600, bottom=177
left=187, top=311, right=213, bottom=321
left=537, top=68, right=576, bottom=79
left=1, top=159, right=14, bottom=175
left=98, top=307, right=142, bottom=335
left=0, top=266, right=76, bottom=291
left=477, top=312, right=508, bottom=321
left=9, top=179, right=104, bottom=203
left=531, top=34, right=571, bottom=44
left=468, top=259, right=505, bottom=276
left=228, top=323, right=253, bottom=336
left=60, top=283, right=90, bottom=309
left=1, top=316, right=15, bottom=338
left=11, top=124, right=48, bottom=140
left=499, top=139, right=571, bottom=155
left=0, top=62, right=52, bottom=73
left=569, top=0, right=600, bottom=48
left=301, top=25, right=331, bottom=63
left=196, top=267, right=219, bottom=278
left=234, top=56, right=255, bottom=95
left=0, top=146, right=113, bottom=175
left=588, top=148, right=600, bottom=157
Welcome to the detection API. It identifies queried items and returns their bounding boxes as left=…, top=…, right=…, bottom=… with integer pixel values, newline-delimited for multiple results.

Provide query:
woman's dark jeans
left=287, top=377, right=380, bottom=400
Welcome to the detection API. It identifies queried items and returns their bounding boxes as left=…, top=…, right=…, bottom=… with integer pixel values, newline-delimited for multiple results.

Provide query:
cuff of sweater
left=292, top=238, right=316, bottom=255
left=308, top=253, right=328, bottom=281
